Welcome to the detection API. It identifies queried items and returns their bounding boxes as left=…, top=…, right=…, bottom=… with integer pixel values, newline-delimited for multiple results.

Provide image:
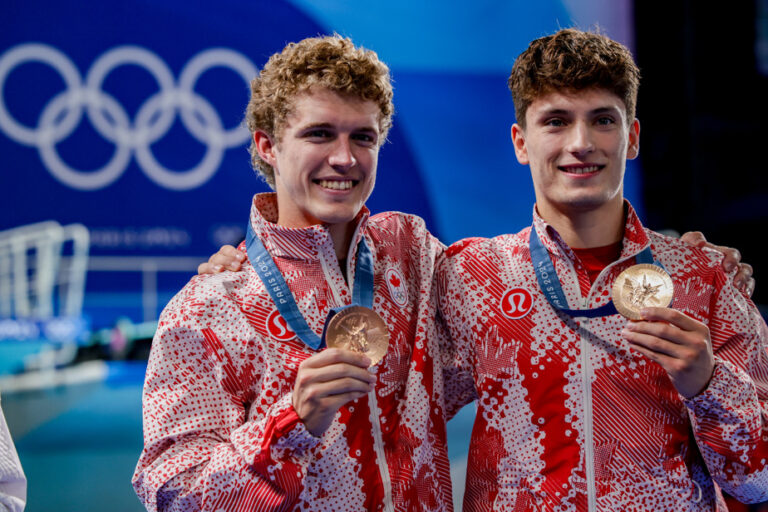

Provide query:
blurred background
left=1, top=0, right=766, bottom=510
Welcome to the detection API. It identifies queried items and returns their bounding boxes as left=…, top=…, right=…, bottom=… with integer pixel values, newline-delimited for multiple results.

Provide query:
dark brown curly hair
left=508, top=28, right=640, bottom=128
left=245, top=35, right=394, bottom=187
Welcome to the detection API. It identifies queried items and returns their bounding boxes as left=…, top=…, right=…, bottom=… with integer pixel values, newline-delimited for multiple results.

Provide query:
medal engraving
left=612, top=264, right=674, bottom=320
left=326, top=306, right=390, bottom=366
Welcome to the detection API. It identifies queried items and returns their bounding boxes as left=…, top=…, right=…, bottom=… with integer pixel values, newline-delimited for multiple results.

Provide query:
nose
left=328, top=137, right=356, bottom=170
left=565, top=122, right=595, bottom=155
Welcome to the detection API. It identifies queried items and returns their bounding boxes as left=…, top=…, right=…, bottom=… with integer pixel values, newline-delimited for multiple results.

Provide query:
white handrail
left=0, top=221, right=90, bottom=319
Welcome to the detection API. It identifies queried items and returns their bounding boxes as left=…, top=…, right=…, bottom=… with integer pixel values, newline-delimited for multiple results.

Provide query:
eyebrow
left=297, top=122, right=379, bottom=133
left=297, top=122, right=333, bottom=132
left=589, top=107, right=622, bottom=116
left=538, top=106, right=621, bottom=117
left=536, top=107, right=621, bottom=122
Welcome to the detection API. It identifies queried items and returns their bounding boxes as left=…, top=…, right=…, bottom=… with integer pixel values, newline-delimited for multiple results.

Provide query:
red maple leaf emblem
left=389, top=273, right=401, bottom=287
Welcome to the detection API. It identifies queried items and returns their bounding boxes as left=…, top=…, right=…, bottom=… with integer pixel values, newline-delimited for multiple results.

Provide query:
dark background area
left=636, top=1, right=768, bottom=306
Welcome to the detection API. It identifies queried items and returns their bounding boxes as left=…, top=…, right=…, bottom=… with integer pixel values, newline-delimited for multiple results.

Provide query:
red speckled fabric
left=133, top=193, right=453, bottom=512
left=438, top=202, right=768, bottom=511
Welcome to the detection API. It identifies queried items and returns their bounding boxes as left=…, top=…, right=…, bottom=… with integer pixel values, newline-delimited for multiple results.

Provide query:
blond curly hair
left=245, top=35, right=394, bottom=187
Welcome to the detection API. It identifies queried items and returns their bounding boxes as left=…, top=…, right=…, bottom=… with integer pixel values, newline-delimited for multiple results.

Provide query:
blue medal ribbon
left=529, top=227, right=662, bottom=318
left=246, top=222, right=374, bottom=350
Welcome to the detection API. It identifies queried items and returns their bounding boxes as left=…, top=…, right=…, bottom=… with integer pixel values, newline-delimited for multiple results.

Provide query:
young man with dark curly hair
left=133, top=36, right=453, bottom=511
left=438, top=28, right=768, bottom=510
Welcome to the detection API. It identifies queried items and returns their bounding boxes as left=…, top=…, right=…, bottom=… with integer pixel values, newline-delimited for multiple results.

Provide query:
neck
left=537, top=199, right=625, bottom=249
left=328, top=222, right=356, bottom=261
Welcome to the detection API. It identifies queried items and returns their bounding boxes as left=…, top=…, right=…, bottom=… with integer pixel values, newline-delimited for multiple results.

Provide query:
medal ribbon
left=529, top=227, right=662, bottom=318
left=246, top=223, right=374, bottom=350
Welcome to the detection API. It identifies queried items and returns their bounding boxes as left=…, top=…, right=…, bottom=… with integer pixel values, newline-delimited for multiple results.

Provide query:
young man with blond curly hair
left=133, top=36, right=453, bottom=511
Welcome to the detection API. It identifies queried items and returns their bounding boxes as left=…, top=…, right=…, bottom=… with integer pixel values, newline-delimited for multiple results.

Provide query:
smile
left=315, top=179, right=358, bottom=190
left=558, top=164, right=604, bottom=174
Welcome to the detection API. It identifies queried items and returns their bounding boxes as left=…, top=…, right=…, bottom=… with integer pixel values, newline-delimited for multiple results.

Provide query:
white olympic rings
left=0, top=43, right=258, bottom=191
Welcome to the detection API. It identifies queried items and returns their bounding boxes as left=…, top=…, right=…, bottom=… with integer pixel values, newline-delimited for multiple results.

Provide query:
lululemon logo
left=501, top=288, right=533, bottom=319
left=265, top=310, right=295, bottom=341
left=385, top=268, right=408, bottom=308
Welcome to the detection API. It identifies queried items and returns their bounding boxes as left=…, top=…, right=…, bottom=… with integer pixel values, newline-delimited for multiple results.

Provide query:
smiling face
left=511, top=88, right=640, bottom=224
left=254, top=88, right=381, bottom=230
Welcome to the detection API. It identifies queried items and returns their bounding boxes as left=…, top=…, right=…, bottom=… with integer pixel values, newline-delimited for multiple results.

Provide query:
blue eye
left=596, top=116, right=615, bottom=125
left=546, top=118, right=565, bottom=127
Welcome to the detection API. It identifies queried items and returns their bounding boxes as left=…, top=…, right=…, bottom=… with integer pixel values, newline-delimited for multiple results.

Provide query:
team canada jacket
left=133, top=193, right=453, bottom=512
left=438, top=203, right=768, bottom=511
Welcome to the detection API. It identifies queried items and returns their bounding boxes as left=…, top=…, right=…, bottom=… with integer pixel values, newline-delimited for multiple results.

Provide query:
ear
left=626, top=119, right=640, bottom=160
left=511, top=123, right=529, bottom=165
left=253, top=130, right=278, bottom=167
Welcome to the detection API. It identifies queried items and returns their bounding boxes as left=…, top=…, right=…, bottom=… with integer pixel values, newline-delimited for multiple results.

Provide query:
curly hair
left=508, top=28, right=640, bottom=128
left=245, top=35, right=394, bottom=187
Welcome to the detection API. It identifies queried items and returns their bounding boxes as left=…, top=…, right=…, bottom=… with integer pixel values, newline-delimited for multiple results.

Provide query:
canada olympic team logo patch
left=265, top=309, right=296, bottom=341
left=501, top=288, right=533, bottom=319
left=385, top=268, right=408, bottom=307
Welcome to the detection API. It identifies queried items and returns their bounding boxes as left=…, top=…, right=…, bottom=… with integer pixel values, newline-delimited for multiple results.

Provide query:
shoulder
left=368, top=210, right=430, bottom=238
left=367, top=210, right=446, bottom=257
left=647, top=229, right=722, bottom=276
left=156, top=269, right=258, bottom=331
left=444, top=227, right=529, bottom=262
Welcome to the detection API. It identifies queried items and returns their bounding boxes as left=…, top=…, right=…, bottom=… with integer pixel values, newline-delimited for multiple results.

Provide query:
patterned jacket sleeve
left=132, top=277, right=320, bottom=512
left=683, top=264, right=768, bottom=503
left=0, top=396, right=25, bottom=512
left=436, top=241, right=479, bottom=420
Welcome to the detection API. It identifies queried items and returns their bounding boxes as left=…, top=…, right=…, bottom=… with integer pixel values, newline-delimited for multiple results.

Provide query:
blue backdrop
left=1, top=2, right=639, bottom=511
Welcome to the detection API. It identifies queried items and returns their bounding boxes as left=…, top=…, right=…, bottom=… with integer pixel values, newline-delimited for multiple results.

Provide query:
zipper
left=368, top=387, right=395, bottom=512
left=580, top=297, right=596, bottom=512
left=319, top=234, right=394, bottom=512
left=319, top=250, right=345, bottom=306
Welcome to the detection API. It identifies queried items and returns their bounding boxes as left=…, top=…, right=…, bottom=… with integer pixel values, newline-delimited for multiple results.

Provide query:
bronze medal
left=612, top=264, right=674, bottom=320
left=325, top=306, right=390, bottom=366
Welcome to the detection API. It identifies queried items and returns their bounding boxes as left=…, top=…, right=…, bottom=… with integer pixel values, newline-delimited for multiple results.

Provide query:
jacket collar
left=531, top=200, right=650, bottom=262
left=248, top=193, right=371, bottom=262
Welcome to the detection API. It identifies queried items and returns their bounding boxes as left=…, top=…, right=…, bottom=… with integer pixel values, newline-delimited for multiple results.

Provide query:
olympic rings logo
left=0, top=43, right=257, bottom=191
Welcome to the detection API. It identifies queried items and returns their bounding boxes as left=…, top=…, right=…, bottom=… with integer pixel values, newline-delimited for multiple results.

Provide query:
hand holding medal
left=616, top=265, right=715, bottom=398
left=246, top=225, right=391, bottom=436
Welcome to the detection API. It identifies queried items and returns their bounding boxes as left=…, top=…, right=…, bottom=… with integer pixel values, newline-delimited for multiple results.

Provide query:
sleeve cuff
left=683, top=359, right=760, bottom=422
left=231, top=393, right=320, bottom=466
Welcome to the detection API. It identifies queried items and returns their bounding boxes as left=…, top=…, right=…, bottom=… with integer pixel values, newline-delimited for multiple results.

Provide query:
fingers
left=734, top=263, right=755, bottom=298
left=680, top=231, right=707, bottom=248
left=197, top=262, right=216, bottom=275
left=636, top=307, right=702, bottom=333
left=197, top=245, right=246, bottom=275
left=299, top=348, right=372, bottom=370
left=293, top=348, right=376, bottom=436
left=622, top=318, right=707, bottom=357
left=679, top=231, right=747, bottom=275
left=213, top=245, right=246, bottom=272
left=296, top=361, right=376, bottom=389
left=713, top=245, right=741, bottom=273
left=294, top=349, right=375, bottom=409
left=621, top=307, right=714, bottom=398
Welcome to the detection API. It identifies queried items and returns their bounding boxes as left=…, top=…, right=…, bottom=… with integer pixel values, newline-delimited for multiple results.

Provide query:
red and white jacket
left=438, top=203, right=768, bottom=511
left=133, top=193, right=452, bottom=512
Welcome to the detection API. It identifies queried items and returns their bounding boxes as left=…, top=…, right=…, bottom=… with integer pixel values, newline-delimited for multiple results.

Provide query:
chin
left=556, top=194, right=613, bottom=212
left=315, top=208, right=359, bottom=226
